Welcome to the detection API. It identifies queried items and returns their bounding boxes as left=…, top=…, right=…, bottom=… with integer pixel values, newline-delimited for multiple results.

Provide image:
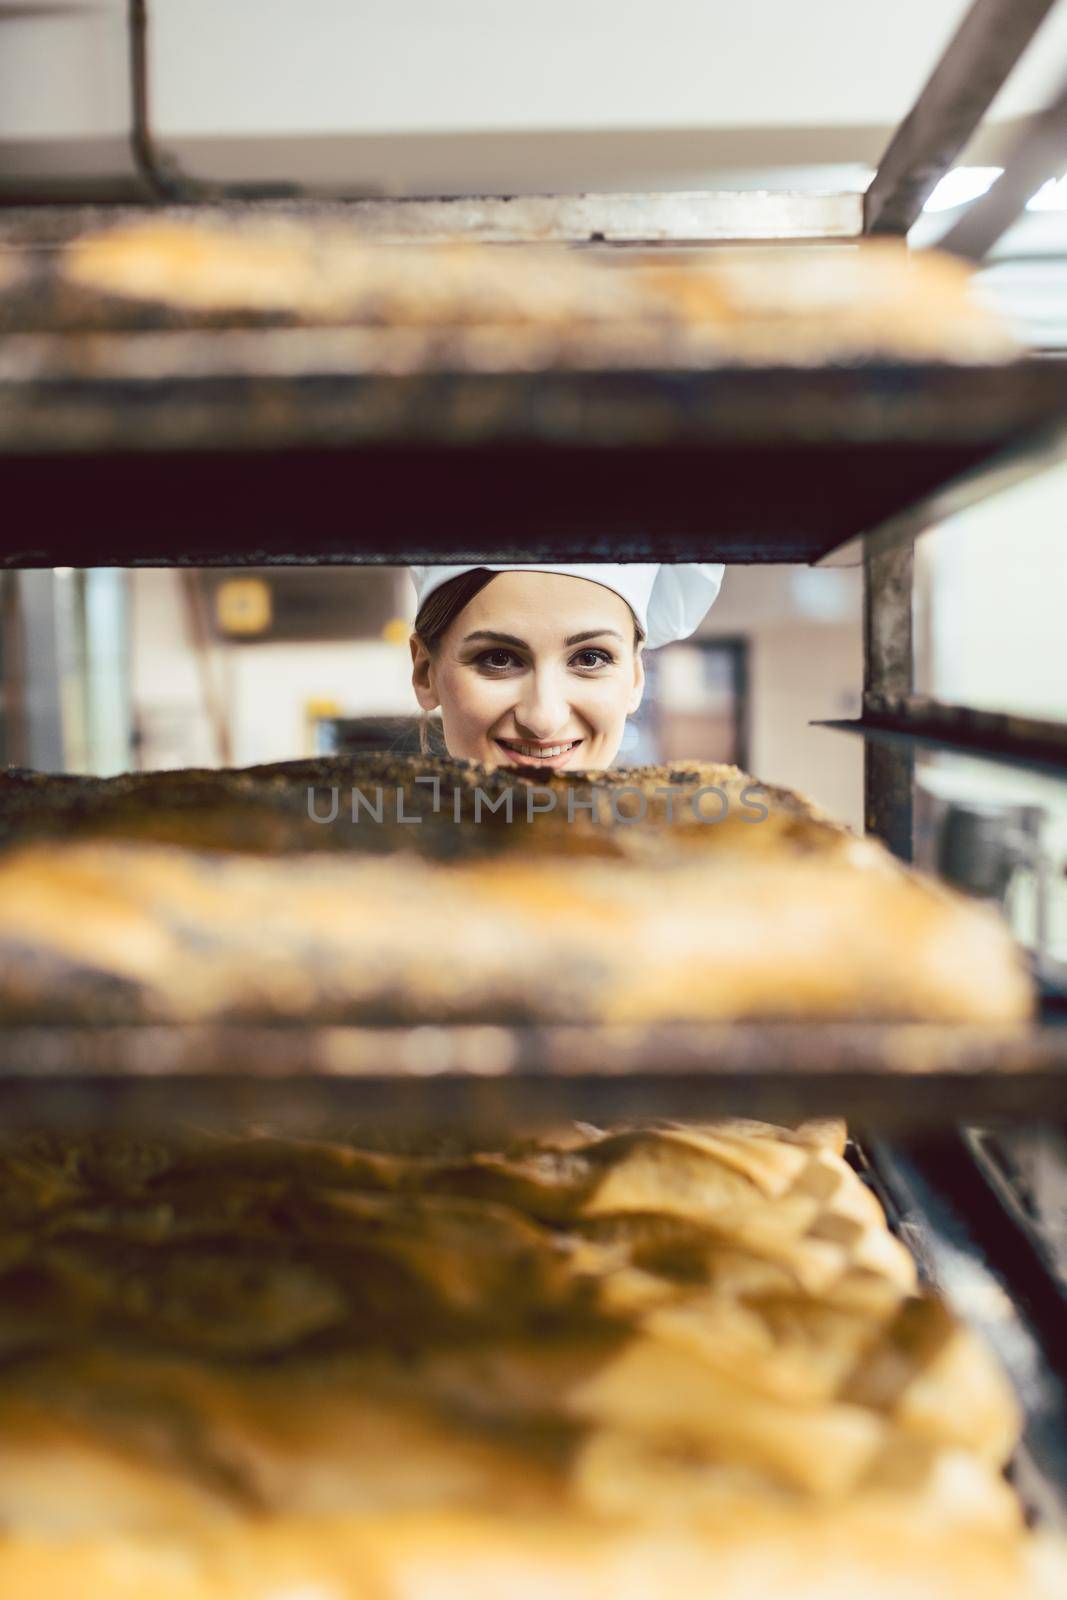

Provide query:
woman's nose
left=514, top=672, right=571, bottom=740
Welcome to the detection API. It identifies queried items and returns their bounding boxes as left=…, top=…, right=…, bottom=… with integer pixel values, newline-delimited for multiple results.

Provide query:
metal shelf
left=1, top=1021, right=1067, bottom=1135
left=817, top=697, right=1067, bottom=779
left=857, top=1132, right=1067, bottom=1526
left=0, top=193, right=867, bottom=247
left=1, top=354, right=1064, bottom=567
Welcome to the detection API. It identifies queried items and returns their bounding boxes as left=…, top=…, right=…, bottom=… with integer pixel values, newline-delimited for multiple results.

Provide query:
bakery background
left=2, top=2, right=1067, bottom=1593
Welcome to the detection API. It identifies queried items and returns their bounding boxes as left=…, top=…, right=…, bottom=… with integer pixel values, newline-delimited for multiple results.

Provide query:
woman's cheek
left=576, top=679, right=629, bottom=726
left=457, top=677, right=508, bottom=737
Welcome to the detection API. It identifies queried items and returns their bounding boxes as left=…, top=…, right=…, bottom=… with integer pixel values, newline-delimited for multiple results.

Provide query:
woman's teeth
left=497, top=739, right=580, bottom=759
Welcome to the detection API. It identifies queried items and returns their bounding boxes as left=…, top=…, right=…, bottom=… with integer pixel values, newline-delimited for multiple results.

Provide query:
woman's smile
left=493, top=736, right=584, bottom=768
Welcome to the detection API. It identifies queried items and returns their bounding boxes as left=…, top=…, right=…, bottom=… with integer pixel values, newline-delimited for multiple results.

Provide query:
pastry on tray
left=0, top=757, right=1033, bottom=1026
left=2, top=211, right=1018, bottom=365
left=0, top=1117, right=1055, bottom=1598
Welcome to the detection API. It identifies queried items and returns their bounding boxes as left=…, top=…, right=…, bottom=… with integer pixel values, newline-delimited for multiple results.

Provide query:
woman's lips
left=493, top=738, right=583, bottom=769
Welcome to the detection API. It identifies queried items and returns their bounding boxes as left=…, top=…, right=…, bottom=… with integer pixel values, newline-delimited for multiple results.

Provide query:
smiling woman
left=409, top=563, right=724, bottom=771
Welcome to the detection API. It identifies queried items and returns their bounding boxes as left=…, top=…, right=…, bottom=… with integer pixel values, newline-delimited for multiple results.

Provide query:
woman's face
left=410, top=571, right=645, bottom=771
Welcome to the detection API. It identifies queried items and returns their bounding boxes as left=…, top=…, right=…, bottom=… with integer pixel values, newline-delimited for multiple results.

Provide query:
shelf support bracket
left=864, top=0, right=1058, bottom=237
left=863, top=543, right=914, bottom=859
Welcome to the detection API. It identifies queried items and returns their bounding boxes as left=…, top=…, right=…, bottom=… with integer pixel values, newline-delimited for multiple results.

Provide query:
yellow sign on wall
left=215, top=577, right=272, bottom=635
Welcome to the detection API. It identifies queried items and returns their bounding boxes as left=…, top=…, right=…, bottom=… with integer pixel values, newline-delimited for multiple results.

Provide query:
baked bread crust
left=0, top=1119, right=1047, bottom=1596
left=0, top=759, right=1043, bottom=1586
left=0, top=758, right=1033, bottom=1025
left=37, top=219, right=1019, bottom=367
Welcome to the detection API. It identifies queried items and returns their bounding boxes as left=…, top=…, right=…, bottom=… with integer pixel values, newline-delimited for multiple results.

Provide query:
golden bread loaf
left=0, top=1118, right=1050, bottom=1597
left=0, top=757, right=1033, bottom=1025
left=44, top=219, right=1018, bottom=365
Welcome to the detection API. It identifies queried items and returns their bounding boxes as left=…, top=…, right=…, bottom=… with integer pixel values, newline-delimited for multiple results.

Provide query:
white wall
left=5, top=0, right=1067, bottom=185
left=129, top=569, right=416, bottom=770
left=129, top=570, right=218, bottom=768
left=0, top=5, right=128, bottom=141
left=700, top=565, right=863, bottom=829
left=747, top=625, right=863, bottom=828
left=225, top=639, right=415, bottom=767
left=921, top=459, right=1067, bottom=721
left=151, top=0, right=977, bottom=136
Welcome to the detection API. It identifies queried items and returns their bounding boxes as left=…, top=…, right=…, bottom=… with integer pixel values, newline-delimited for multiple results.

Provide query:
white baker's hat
left=409, top=563, right=724, bottom=650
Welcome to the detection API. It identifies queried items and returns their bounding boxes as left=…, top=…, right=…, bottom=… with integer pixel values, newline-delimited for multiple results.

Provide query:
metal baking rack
left=3, top=0, right=1067, bottom=1515
left=818, top=698, right=1067, bottom=780
left=0, top=1020, right=1065, bottom=1136
left=1, top=0, right=1066, bottom=1100
left=0, top=0, right=1064, bottom=1066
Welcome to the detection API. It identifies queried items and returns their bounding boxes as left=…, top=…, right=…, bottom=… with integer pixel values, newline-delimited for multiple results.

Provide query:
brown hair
left=411, top=568, right=645, bottom=756
left=412, top=570, right=499, bottom=756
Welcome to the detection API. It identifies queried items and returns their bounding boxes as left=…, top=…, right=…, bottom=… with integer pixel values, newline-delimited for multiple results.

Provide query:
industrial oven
left=2, top=0, right=1067, bottom=1578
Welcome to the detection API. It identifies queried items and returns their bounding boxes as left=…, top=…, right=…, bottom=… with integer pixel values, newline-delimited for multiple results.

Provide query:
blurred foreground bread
left=0, top=836, right=1032, bottom=1025
left=0, top=1117, right=1056, bottom=1597
left=0, top=761, right=1045, bottom=1587
left=0, top=757, right=1033, bottom=1024
left=37, top=216, right=1018, bottom=366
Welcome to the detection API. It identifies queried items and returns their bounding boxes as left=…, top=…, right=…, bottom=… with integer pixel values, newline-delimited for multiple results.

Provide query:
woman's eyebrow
left=462, top=630, right=527, bottom=647
left=565, top=628, right=625, bottom=645
left=460, top=627, right=627, bottom=646
left=461, top=628, right=624, bottom=647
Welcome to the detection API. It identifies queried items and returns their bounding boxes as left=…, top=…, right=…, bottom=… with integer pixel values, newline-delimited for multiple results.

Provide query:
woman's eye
left=473, top=647, right=613, bottom=672
left=476, top=649, right=519, bottom=671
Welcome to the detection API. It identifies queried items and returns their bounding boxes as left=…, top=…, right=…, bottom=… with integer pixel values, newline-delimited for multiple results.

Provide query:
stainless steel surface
left=817, top=695, right=1067, bottom=778
left=863, top=543, right=914, bottom=859
left=864, top=0, right=1060, bottom=236
left=145, top=191, right=861, bottom=246
left=935, top=799, right=1044, bottom=901
left=0, top=192, right=860, bottom=246
left=1, top=571, right=64, bottom=771
left=940, top=69, right=1067, bottom=261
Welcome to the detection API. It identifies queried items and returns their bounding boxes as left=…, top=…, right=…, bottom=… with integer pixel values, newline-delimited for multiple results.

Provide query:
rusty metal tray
left=1, top=354, right=1064, bottom=568
left=817, top=697, right=1067, bottom=780
left=2, top=197, right=1065, bottom=566
left=2, top=1020, right=1066, bottom=1137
